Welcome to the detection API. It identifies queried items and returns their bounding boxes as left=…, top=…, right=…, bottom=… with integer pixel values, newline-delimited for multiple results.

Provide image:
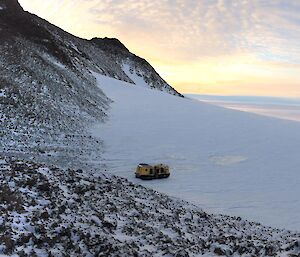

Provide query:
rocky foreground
left=0, top=157, right=299, bottom=257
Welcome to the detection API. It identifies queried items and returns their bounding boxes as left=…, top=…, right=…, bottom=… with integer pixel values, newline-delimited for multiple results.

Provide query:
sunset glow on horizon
left=19, top=0, right=300, bottom=97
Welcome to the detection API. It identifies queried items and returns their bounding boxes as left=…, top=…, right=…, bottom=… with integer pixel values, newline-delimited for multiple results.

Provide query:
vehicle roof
left=138, top=163, right=151, bottom=167
left=154, top=164, right=169, bottom=167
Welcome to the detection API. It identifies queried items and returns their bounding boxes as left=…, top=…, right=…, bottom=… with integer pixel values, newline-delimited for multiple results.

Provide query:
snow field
left=92, top=72, right=300, bottom=231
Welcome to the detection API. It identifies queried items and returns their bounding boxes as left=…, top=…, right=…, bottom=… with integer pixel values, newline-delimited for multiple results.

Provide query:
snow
left=42, top=54, right=66, bottom=69
left=0, top=90, right=6, bottom=97
left=122, top=64, right=149, bottom=88
left=0, top=159, right=7, bottom=165
left=91, top=72, right=300, bottom=231
left=1, top=158, right=298, bottom=256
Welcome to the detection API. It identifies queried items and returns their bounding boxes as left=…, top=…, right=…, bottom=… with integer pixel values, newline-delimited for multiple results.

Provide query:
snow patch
left=0, top=159, right=7, bottom=165
left=122, top=64, right=149, bottom=88
left=0, top=89, right=6, bottom=97
left=42, top=54, right=66, bottom=69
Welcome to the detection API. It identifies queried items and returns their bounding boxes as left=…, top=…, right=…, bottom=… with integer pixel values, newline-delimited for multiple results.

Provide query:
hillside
left=0, top=0, right=181, bottom=170
left=0, top=157, right=299, bottom=257
left=1, top=0, right=300, bottom=256
left=91, top=37, right=183, bottom=97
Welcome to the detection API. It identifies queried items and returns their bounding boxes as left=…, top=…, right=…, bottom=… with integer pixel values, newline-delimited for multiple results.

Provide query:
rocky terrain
left=0, top=157, right=299, bottom=257
left=1, top=1, right=300, bottom=256
left=0, top=0, right=181, bottom=170
left=91, top=37, right=183, bottom=97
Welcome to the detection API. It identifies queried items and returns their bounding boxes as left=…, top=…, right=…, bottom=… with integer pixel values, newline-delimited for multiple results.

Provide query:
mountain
left=0, top=0, right=181, bottom=168
left=91, top=37, right=183, bottom=96
left=1, top=1, right=300, bottom=256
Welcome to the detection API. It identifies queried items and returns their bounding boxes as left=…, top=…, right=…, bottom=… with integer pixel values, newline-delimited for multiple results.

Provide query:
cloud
left=79, top=0, right=300, bottom=64
left=18, top=0, right=300, bottom=96
left=19, top=0, right=300, bottom=61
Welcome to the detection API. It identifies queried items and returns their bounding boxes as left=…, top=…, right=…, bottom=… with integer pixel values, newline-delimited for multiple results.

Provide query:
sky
left=18, top=0, right=300, bottom=97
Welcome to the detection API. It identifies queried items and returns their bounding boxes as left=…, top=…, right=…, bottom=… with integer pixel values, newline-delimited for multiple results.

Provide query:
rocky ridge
left=91, top=37, right=184, bottom=97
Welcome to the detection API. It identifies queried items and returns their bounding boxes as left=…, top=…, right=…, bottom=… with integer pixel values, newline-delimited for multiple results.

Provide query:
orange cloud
left=18, top=0, right=300, bottom=97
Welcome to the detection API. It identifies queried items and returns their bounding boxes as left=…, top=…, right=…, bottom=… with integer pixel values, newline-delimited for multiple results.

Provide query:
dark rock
left=37, top=182, right=50, bottom=192
left=214, top=247, right=226, bottom=256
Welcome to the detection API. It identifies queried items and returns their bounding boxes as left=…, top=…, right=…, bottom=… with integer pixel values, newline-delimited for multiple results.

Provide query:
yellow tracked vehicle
left=135, top=163, right=170, bottom=180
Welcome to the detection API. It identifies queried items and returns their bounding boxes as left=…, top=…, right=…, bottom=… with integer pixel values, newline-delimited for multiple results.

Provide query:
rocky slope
left=0, top=157, right=299, bottom=257
left=0, top=0, right=181, bottom=169
left=91, top=37, right=183, bottom=97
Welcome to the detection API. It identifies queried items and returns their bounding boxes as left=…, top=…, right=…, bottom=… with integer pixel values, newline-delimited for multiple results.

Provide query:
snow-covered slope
left=0, top=0, right=181, bottom=169
left=91, top=73, right=300, bottom=231
left=1, top=157, right=299, bottom=257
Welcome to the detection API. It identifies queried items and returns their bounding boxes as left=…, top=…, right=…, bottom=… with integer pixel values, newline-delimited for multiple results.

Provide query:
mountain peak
left=90, top=37, right=130, bottom=53
left=90, top=37, right=183, bottom=97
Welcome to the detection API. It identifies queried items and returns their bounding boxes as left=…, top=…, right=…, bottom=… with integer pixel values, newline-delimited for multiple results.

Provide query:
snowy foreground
left=0, top=157, right=299, bottom=256
left=91, top=72, right=300, bottom=231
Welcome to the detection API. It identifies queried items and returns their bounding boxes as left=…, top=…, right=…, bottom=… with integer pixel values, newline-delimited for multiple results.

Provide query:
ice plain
left=91, top=72, right=300, bottom=231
